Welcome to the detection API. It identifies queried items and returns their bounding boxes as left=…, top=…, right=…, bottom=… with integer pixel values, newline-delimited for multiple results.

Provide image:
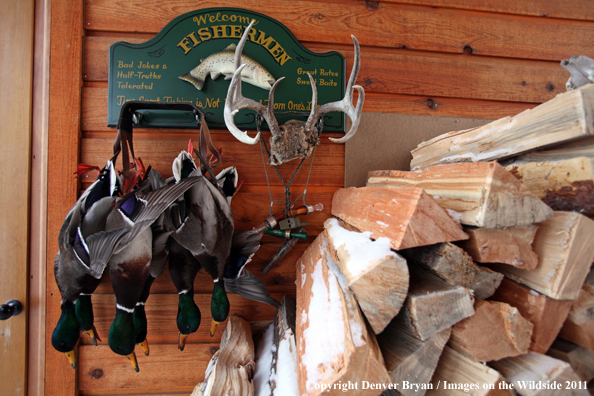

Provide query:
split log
left=490, top=212, right=594, bottom=300
left=547, top=338, right=594, bottom=382
left=401, top=242, right=503, bottom=300
left=491, top=278, right=572, bottom=354
left=449, top=300, right=534, bottom=362
left=410, top=84, right=594, bottom=169
left=426, top=346, right=514, bottom=396
left=367, top=162, right=553, bottom=228
left=505, top=156, right=594, bottom=216
left=377, top=315, right=450, bottom=396
left=558, top=284, right=594, bottom=350
left=401, top=264, right=475, bottom=341
left=324, top=218, right=409, bottom=334
left=331, top=186, right=468, bottom=250
left=296, top=232, right=390, bottom=396
left=253, top=296, right=298, bottom=396
left=192, top=316, right=255, bottom=396
left=458, top=225, right=539, bottom=270
left=490, top=352, right=589, bottom=396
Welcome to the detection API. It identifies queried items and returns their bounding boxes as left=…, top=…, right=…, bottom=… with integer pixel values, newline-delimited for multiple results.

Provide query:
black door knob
left=0, top=300, right=23, bottom=320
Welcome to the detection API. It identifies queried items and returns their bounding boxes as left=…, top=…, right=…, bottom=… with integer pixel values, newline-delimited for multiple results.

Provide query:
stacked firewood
left=295, top=84, right=594, bottom=396
left=193, top=84, right=594, bottom=396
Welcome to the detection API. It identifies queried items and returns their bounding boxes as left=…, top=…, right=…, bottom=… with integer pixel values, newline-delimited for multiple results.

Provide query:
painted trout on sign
left=179, top=43, right=275, bottom=91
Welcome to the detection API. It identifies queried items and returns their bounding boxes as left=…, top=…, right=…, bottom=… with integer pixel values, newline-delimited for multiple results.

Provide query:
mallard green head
left=133, top=304, right=150, bottom=356
left=210, top=281, right=230, bottom=337
left=108, top=309, right=139, bottom=372
left=177, top=290, right=201, bottom=351
left=51, top=301, right=80, bottom=369
left=75, top=295, right=100, bottom=346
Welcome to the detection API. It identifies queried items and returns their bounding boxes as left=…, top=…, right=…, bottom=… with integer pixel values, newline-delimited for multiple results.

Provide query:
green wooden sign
left=108, top=8, right=346, bottom=132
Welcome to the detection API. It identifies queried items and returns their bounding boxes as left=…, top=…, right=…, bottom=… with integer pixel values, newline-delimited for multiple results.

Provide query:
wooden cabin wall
left=44, top=1, right=594, bottom=395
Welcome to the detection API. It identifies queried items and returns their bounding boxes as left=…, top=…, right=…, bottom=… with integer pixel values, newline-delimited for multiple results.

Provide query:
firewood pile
left=196, top=84, right=594, bottom=396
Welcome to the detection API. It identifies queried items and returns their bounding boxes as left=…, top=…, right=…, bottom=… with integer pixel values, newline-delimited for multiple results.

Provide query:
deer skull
left=223, top=20, right=365, bottom=166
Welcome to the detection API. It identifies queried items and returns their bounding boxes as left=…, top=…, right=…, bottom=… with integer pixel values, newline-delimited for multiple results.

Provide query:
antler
left=305, top=35, right=365, bottom=143
left=223, top=20, right=284, bottom=144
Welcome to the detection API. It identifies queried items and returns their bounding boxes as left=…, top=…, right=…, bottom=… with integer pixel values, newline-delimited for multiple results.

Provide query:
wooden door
left=0, top=1, right=35, bottom=395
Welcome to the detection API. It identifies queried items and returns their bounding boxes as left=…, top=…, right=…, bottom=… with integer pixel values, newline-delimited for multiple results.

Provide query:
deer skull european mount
left=224, top=20, right=365, bottom=166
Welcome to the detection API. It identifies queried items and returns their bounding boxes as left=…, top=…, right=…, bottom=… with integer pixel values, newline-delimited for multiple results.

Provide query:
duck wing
left=224, top=270, right=280, bottom=308
left=86, top=176, right=201, bottom=279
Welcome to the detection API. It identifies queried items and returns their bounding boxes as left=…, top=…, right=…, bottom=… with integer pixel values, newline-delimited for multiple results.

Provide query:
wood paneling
left=42, top=1, right=594, bottom=395
left=84, top=0, right=594, bottom=61
left=0, top=1, right=34, bottom=396
left=82, top=36, right=567, bottom=103
left=46, top=1, right=85, bottom=395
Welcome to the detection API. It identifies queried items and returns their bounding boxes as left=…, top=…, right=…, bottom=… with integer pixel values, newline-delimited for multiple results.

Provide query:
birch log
left=367, top=162, right=553, bottom=228
left=331, top=186, right=468, bottom=250
left=410, top=84, right=594, bottom=170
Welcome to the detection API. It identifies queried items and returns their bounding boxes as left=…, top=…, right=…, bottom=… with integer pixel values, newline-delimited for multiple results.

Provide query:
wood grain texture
left=332, top=186, right=468, bottom=250
left=450, top=300, right=534, bottom=362
left=490, top=352, right=588, bottom=396
left=81, top=35, right=566, bottom=104
left=401, top=242, right=503, bottom=300
left=506, top=156, right=594, bottom=216
left=547, top=338, right=594, bottom=382
left=46, top=0, right=85, bottom=395
left=458, top=225, right=539, bottom=270
left=490, top=212, right=594, bottom=300
left=411, top=85, right=594, bottom=169
left=82, top=86, right=535, bottom=126
left=368, top=162, right=554, bottom=228
left=402, top=264, right=475, bottom=341
left=324, top=219, right=409, bottom=334
left=426, top=346, right=513, bottom=396
left=559, top=284, right=594, bottom=350
left=377, top=0, right=594, bottom=21
left=78, top=343, right=217, bottom=395
left=0, top=1, right=34, bottom=396
left=377, top=318, right=450, bottom=396
left=84, top=0, right=594, bottom=61
left=490, top=278, right=572, bottom=354
left=296, top=232, right=390, bottom=396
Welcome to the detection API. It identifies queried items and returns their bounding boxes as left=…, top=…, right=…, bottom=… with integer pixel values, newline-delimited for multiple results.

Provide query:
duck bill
left=178, top=333, right=190, bottom=351
left=85, top=326, right=101, bottom=346
left=126, top=351, right=139, bottom=372
left=138, top=339, right=150, bottom=356
left=210, top=320, right=220, bottom=337
left=65, top=349, right=77, bottom=369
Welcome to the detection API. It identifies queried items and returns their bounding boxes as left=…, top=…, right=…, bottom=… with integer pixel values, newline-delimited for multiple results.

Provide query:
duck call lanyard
left=255, top=113, right=324, bottom=219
